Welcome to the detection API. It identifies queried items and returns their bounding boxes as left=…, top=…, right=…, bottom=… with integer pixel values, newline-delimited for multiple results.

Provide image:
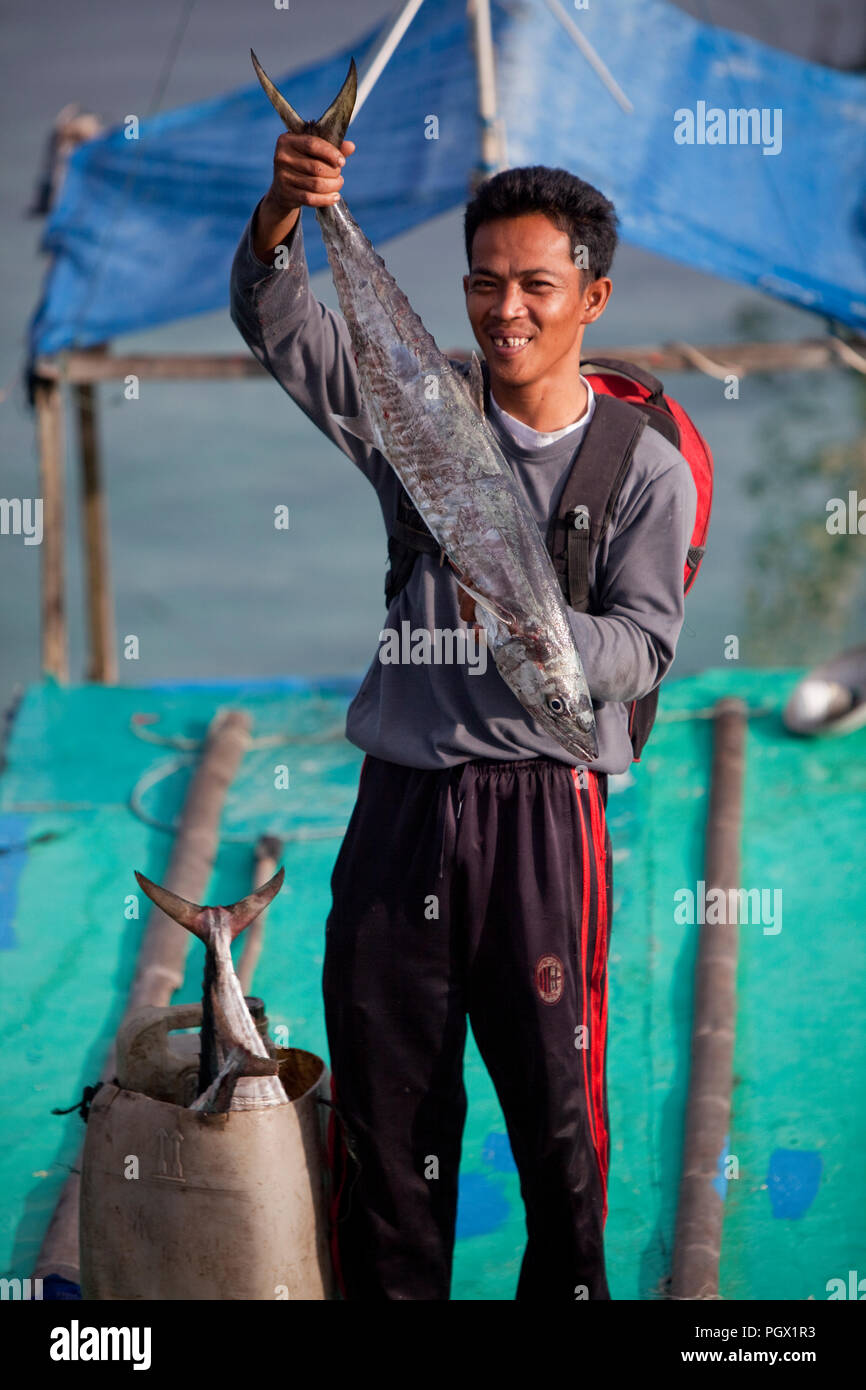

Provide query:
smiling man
left=463, top=180, right=610, bottom=433
left=230, top=142, right=696, bottom=1302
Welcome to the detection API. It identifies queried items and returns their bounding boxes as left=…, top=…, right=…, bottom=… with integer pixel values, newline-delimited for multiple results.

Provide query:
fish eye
left=547, top=695, right=566, bottom=715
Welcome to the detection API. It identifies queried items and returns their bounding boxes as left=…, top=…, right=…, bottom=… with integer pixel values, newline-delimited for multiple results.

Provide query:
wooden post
left=33, top=707, right=252, bottom=1287
left=670, top=698, right=747, bottom=1300
left=238, top=834, right=284, bottom=996
left=75, top=350, right=117, bottom=683
left=33, top=377, right=67, bottom=682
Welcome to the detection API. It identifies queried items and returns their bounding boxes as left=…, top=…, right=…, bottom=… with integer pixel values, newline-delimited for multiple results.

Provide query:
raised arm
left=229, top=132, right=391, bottom=490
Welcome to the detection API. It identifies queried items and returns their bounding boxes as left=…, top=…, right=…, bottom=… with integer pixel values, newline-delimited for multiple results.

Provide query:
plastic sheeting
left=29, top=0, right=866, bottom=357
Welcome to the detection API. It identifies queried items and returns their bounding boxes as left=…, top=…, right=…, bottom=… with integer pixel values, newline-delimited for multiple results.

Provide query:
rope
left=655, top=703, right=776, bottom=724
left=51, top=1081, right=105, bottom=1123
left=129, top=711, right=347, bottom=749
left=128, top=751, right=348, bottom=843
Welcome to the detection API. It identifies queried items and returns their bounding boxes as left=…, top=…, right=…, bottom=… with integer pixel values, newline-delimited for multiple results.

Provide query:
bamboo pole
left=238, top=834, right=284, bottom=996
left=33, top=378, right=67, bottom=682
left=33, top=707, right=252, bottom=1286
left=541, top=0, right=634, bottom=114
left=352, top=0, right=426, bottom=124
left=468, top=0, right=507, bottom=183
left=670, top=697, right=747, bottom=1300
left=33, top=354, right=270, bottom=383
left=75, top=353, right=117, bottom=683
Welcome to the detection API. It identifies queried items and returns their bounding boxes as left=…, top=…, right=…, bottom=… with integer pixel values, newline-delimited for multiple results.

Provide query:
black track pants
left=322, top=753, right=613, bottom=1301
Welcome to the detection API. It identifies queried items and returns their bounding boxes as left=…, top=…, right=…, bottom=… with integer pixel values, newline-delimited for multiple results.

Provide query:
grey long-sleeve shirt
left=230, top=207, right=697, bottom=774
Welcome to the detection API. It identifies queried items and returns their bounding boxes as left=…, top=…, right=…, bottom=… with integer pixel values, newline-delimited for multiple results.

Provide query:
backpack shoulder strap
left=581, top=355, right=666, bottom=404
left=384, top=489, right=440, bottom=606
left=548, top=394, right=647, bottom=612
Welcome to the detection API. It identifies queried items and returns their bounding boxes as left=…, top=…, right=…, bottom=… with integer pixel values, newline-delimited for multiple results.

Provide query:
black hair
left=464, top=166, right=618, bottom=282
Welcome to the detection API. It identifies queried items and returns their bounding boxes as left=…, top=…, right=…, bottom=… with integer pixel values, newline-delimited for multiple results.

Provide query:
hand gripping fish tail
left=249, top=51, right=599, bottom=764
left=134, top=869, right=289, bottom=1111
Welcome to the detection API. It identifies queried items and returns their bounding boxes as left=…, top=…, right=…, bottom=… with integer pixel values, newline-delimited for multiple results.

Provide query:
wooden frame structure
left=29, top=333, right=866, bottom=684
left=28, top=0, right=866, bottom=685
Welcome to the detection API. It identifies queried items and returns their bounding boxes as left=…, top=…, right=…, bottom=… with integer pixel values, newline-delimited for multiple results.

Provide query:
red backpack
left=581, top=358, right=713, bottom=595
left=548, top=356, right=714, bottom=757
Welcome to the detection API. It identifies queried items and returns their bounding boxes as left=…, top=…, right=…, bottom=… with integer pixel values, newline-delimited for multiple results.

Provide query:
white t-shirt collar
left=489, top=376, right=595, bottom=450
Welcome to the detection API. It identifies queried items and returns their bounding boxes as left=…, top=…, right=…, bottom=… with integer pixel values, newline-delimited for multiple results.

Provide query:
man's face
left=462, top=212, right=610, bottom=388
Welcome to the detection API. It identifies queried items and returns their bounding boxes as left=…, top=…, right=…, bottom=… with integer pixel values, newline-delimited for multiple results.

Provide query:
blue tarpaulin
left=29, top=0, right=866, bottom=356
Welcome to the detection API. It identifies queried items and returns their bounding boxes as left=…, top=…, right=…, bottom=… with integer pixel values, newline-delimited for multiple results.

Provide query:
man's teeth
left=492, top=336, right=529, bottom=346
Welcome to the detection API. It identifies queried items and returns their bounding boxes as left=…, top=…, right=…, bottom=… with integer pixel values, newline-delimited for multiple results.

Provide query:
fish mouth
left=536, top=708, right=598, bottom=762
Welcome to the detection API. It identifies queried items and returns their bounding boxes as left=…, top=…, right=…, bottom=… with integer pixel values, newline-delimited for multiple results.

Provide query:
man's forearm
left=569, top=609, right=667, bottom=705
left=252, top=191, right=301, bottom=263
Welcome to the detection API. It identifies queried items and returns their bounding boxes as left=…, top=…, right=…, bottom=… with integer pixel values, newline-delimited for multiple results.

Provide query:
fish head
left=493, top=625, right=598, bottom=761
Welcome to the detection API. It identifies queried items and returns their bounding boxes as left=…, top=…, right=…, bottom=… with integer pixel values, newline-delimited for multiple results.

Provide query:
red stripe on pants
left=587, top=774, right=610, bottom=1224
left=571, top=768, right=609, bottom=1225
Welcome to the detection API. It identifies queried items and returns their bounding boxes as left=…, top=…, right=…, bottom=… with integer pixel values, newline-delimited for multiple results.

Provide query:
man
left=230, top=132, right=696, bottom=1301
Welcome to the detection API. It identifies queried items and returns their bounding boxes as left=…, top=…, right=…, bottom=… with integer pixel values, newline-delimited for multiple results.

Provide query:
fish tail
left=191, top=1045, right=280, bottom=1114
left=134, top=868, right=285, bottom=945
left=251, top=48, right=357, bottom=148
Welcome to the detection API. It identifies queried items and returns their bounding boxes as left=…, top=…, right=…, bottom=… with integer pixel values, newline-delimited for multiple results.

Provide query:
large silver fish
left=134, top=869, right=288, bottom=1112
left=251, top=51, right=598, bottom=762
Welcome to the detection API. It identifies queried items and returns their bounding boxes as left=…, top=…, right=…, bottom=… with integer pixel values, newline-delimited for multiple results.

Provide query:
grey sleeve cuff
left=235, top=198, right=302, bottom=279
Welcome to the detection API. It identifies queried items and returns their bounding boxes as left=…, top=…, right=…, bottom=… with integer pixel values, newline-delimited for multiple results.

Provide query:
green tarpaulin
left=1, top=670, right=863, bottom=1299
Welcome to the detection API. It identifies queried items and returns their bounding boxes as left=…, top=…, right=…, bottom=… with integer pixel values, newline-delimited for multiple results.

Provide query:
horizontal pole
left=31, top=337, right=864, bottom=385
left=33, top=354, right=271, bottom=383
left=455, top=338, right=865, bottom=376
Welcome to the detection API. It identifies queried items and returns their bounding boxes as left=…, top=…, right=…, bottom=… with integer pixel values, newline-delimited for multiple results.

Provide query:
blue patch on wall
left=766, top=1149, right=822, bottom=1219
left=482, top=1131, right=517, bottom=1173
left=456, top=1172, right=510, bottom=1238
left=0, top=814, right=31, bottom=949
